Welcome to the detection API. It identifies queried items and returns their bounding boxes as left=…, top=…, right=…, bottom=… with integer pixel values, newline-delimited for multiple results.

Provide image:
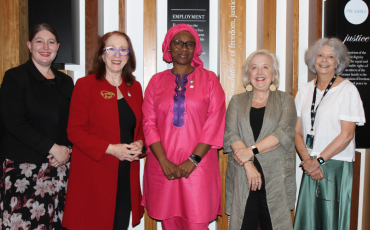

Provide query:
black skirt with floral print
left=0, top=159, right=69, bottom=230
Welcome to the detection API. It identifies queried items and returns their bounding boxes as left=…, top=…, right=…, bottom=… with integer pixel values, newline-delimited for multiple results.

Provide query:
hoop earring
left=246, top=84, right=253, bottom=92
left=269, top=84, right=277, bottom=92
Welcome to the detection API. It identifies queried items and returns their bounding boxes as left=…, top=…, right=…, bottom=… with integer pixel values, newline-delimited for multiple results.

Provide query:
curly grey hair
left=305, top=37, right=350, bottom=75
left=242, top=49, right=280, bottom=88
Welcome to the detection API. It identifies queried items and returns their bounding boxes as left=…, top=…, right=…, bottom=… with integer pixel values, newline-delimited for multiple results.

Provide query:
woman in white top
left=293, top=38, right=365, bottom=230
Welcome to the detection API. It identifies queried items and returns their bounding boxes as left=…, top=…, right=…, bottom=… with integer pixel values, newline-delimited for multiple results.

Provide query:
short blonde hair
left=242, top=49, right=280, bottom=88
left=305, top=38, right=350, bottom=75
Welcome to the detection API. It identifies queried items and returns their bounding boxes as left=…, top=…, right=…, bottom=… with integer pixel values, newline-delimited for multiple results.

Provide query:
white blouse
left=295, top=79, right=365, bottom=162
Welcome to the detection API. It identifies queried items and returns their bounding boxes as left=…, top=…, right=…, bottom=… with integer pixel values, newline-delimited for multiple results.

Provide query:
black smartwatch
left=250, top=145, right=259, bottom=155
left=190, top=154, right=202, bottom=164
left=317, top=156, right=325, bottom=165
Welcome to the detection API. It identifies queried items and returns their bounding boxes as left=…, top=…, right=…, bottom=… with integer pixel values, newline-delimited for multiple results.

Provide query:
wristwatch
left=317, top=156, right=325, bottom=165
left=190, top=154, right=202, bottom=164
left=250, top=145, right=259, bottom=155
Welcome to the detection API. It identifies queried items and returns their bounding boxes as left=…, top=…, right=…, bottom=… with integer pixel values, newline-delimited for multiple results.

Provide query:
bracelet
left=188, top=157, right=198, bottom=167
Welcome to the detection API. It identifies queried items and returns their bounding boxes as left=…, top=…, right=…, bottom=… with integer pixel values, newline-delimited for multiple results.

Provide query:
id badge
left=306, top=134, right=314, bottom=149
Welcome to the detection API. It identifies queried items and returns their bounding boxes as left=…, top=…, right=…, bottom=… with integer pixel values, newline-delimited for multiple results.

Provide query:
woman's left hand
left=244, top=161, right=262, bottom=191
left=178, top=159, right=197, bottom=178
left=130, top=140, right=143, bottom=152
left=234, top=147, right=254, bottom=165
left=300, top=158, right=320, bottom=175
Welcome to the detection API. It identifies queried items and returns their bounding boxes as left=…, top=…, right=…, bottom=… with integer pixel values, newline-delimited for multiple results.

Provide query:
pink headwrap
left=162, top=24, right=203, bottom=69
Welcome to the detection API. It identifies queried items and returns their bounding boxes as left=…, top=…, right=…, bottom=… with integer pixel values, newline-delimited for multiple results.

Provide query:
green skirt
left=293, top=158, right=353, bottom=230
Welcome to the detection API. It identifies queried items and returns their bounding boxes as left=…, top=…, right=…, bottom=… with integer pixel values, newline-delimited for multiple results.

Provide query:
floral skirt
left=0, top=159, right=69, bottom=230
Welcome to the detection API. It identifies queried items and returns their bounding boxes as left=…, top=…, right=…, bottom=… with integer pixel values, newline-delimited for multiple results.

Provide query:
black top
left=0, top=59, right=74, bottom=164
left=117, top=97, right=136, bottom=144
left=250, top=107, right=266, bottom=142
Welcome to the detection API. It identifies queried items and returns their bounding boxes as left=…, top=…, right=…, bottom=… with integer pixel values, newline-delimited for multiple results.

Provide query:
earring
left=269, top=84, right=277, bottom=92
left=246, top=84, right=253, bottom=91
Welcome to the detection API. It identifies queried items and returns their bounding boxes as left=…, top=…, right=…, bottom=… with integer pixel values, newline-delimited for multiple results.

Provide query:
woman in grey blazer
left=224, top=49, right=297, bottom=230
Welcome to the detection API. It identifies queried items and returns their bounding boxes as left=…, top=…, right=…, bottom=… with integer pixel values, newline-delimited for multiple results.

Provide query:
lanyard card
left=306, top=134, right=314, bottom=149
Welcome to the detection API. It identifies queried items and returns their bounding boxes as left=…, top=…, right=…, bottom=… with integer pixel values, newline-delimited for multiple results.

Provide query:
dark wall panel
left=29, top=0, right=75, bottom=66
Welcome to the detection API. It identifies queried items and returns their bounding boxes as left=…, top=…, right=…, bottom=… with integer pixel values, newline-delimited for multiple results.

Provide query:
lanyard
left=310, top=75, right=337, bottom=133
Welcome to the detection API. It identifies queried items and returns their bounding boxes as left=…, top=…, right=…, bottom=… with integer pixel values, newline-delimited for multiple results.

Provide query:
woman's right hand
left=310, top=168, right=324, bottom=180
left=106, top=144, right=141, bottom=161
left=49, top=144, right=71, bottom=166
left=244, top=161, right=262, bottom=191
left=158, top=158, right=181, bottom=180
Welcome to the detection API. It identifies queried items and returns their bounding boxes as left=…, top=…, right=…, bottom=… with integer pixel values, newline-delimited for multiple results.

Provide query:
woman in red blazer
left=62, top=31, right=144, bottom=230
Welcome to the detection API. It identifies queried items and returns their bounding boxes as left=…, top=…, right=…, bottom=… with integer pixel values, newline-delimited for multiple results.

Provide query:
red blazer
left=62, top=74, right=144, bottom=229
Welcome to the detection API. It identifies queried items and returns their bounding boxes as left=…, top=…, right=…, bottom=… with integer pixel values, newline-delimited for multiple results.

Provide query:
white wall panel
left=126, top=0, right=145, bottom=229
left=245, top=0, right=258, bottom=57
left=276, top=0, right=288, bottom=92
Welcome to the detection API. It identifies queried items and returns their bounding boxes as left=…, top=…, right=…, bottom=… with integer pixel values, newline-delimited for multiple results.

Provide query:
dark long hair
left=29, top=23, right=59, bottom=43
left=92, top=31, right=136, bottom=86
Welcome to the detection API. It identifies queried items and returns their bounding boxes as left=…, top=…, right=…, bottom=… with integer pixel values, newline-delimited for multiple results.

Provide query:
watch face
left=318, top=157, right=324, bottom=164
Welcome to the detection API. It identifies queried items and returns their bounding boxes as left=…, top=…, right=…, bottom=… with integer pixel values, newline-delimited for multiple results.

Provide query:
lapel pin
left=128, top=91, right=131, bottom=97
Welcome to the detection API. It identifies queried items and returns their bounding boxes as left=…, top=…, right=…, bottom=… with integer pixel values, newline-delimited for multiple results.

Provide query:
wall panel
left=85, top=0, right=98, bottom=75
left=263, top=0, right=276, bottom=53
left=0, top=0, right=28, bottom=84
left=219, top=0, right=246, bottom=228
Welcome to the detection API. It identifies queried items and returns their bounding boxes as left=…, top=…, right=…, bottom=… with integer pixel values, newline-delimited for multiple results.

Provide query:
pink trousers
left=161, top=216, right=209, bottom=230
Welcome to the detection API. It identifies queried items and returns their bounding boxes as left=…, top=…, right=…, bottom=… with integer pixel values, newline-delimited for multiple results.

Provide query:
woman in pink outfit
left=141, top=24, right=226, bottom=230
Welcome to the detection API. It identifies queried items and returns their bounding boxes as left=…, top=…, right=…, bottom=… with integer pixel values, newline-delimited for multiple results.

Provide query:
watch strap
left=190, top=154, right=202, bottom=163
left=251, top=145, right=259, bottom=155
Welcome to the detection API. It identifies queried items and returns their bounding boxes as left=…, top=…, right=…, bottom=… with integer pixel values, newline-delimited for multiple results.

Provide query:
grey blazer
left=224, top=90, right=297, bottom=230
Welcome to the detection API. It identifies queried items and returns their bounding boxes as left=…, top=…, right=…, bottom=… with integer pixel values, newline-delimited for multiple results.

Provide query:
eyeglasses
left=315, top=177, right=339, bottom=202
left=172, top=40, right=196, bottom=50
left=105, top=47, right=129, bottom=56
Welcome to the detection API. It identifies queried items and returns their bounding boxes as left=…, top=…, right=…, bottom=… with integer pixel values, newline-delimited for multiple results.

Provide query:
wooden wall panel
left=143, top=0, right=157, bottom=229
left=219, top=0, right=246, bottom=229
left=85, top=0, right=98, bottom=75
left=350, top=152, right=361, bottom=230
left=0, top=0, right=28, bottom=84
left=19, top=0, right=28, bottom=66
left=119, top=0, right=125, bottom=32
left=0, top=1, right=20, bottom=83
left=143, top=0, right=156, bottom=90
left=264, top=0, right=276, bottom=53
left=316, top=0, right=322, bottom=40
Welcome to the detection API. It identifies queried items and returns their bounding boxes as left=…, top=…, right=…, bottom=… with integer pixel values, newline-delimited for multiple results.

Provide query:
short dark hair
left=29, top=23, right=59, bottom=43
left=92, top=31, right=136, bottom=86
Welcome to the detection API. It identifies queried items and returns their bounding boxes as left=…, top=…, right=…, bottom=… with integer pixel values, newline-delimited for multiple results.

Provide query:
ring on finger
left=171, top=176, right=174, bottom=180
left=256, top=182, right=259, bottom=184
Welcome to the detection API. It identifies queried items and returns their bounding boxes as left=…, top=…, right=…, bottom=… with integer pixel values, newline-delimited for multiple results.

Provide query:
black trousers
left=113, top=161, right=131, bottom=230
left=240, top=158, right=273, bottom=230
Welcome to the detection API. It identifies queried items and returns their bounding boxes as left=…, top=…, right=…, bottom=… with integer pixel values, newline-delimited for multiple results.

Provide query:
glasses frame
left=104, top=47, right=129, bottom=56
left=315, top=177, right=339, bottom=202
left=172, top=40, right=196, bottom=50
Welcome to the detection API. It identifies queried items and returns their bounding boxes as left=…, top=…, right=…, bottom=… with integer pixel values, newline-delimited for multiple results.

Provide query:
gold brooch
left=101, top=90, right=115, bottom=99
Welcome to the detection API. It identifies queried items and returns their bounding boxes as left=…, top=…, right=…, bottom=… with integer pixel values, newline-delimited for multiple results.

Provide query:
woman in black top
left=224, top=49, right=297, bottom=230
left=0, top=23, right=73, bottom=229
